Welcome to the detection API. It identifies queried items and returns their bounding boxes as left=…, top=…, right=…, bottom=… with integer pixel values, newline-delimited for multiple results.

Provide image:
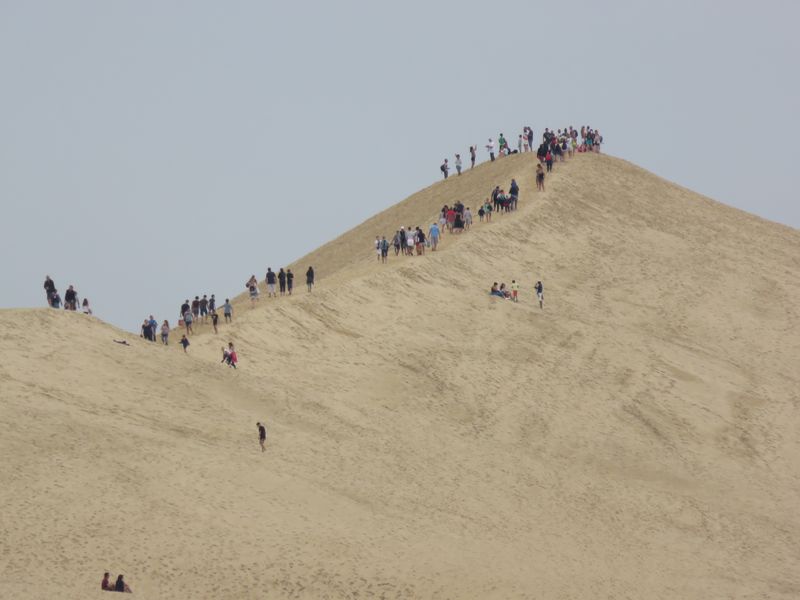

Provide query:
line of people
left=246, top=266, right=314, bottom=306
left=490, top=280, right=544, bottom=309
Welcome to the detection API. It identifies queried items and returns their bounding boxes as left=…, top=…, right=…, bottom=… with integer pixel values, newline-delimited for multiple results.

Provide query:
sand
left=1, top=153, right=799, bottom=599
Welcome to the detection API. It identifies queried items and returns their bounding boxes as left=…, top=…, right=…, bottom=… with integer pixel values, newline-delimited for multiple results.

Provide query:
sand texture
left=1, top=153, right=799, bottom=599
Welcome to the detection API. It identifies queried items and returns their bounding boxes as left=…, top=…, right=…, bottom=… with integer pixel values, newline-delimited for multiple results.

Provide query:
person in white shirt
left=486, top=138, right=495, bottom=161
left=454, top=154, right=462, bottom=175
left=464, top=207, right=473, bottom=230
left=375, top=236, right=382, bottom=261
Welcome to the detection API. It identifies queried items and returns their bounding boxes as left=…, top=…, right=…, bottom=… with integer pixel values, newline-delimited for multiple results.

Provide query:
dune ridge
left=1, top=153, right=799, bottom=599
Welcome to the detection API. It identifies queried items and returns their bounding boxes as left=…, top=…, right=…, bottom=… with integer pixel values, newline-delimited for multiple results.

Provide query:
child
left=180, top=335, right=190, bottom=352
left=510, top=280, right=519, bottom=302
left=227, top=342, right=238, bottom=369
left=221, top=346, right=230, bottom=364
left=211, top=310, right=219, bottom=334
left=478, top=205, right=485, bottom=222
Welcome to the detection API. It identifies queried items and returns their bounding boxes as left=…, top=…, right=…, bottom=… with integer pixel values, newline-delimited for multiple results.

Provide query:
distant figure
left=161, top=320, right=170, bottom=344
left=82, top=298, right=92, bottom=315
left=306, top=267, right=314, bottom=292
left=428, top=222, right=440, bottom=251
left=478, top=205, right=485, bottom=222
left=141, top=319, right=153, bottom=342
left=191, top=296, right=200, bottom=320
left=101, top=572, right=113, bottom=591
left=257, top=422, right=267, bottom=452
left=223, top=298, right=233, bottom=323
left=469, top=145, right=476, bottom=168
left=518, top=134, right=524, bottom=153
left=265, top=268, right=277, bottom=298
left=483, top=199, right=492, bottom=222
left=208, top=294, right=216, bottom=313
left=455, top=154, right=462, bottom=175
left=221, top=346, right=230, bottom=365
left=509, top=179, right=519, bottom=210
left=199, top=294, right=209, bottom=322
left=464, top=206, right=472, bottom=230
left=210, top=310, right=219, bottom=334
left=498, top=133, right=507, bottom=154
left=440, top=158, right=449, bottom=179
left=536, top=163, right=545, bottom=192
left=490, top=282, right=505, bottom=298
left=114, top=574, right=132, bottom=593
left=43, top=276, right=56, bottom=305
left=510, top=280, right=519, bottom=302
left=64, top=285, right=78, bottom=311
left=278, top=268, right=287, bottom=296
left=380, top=236, right=389, bottom=263
left=287, top=269, right=294, bottom=295
left=375, top=236, right=382, bottom=261
left=180, top=335, right=190, bottom=353
left=227, top=342, right=238, bottom=369
left=545, top=149, right=553, bottom=173
left=247, top=275, right=259, bottom=306
left=183, top=310, right=193, bottom=335
left=486, top=138, right=495, bottom=161
left=535, top=280, right=544, bottom=309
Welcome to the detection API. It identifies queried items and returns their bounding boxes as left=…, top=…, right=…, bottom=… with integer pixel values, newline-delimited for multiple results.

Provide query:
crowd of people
left=440, top=125, right=602, bottom=176
left=490, top=279, right=544, bottom=309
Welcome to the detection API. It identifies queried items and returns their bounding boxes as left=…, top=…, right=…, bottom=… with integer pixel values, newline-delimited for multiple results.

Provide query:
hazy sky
left=1, top=1, right=798, bottom=331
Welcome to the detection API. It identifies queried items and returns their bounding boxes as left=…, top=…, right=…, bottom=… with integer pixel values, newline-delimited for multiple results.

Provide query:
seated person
left=101, top=572, right=113, bottom=591
left=490, top=283, right=505, bottom=298
left=115, top=574, right=132, bottom=593
left=499, top=283, right=511, bottom=298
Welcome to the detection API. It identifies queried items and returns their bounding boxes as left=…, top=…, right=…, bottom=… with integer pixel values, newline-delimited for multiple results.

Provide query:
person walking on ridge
left=535, top=280, right=544, bottom=309
left=486, top=138, right=495, bottom=161
left=278, top=268, right=287, bottom=296
left=265, top=268, right=277, bottom=298
left=440, top=158, right=449, bottom=179
left=223, top=298, right=233, bottom=322
left=306, top=266, right=314, bottom=292
left=455, top=154, right=462, bottom=175
left=470, top=145, right=476, bottom=168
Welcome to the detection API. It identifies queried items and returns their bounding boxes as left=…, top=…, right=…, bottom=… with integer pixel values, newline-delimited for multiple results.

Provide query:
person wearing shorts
left=257, top=422, right=267, bottom=452
left=535, top=281, right=544, bottom=309
left=265, top=268, right=277, bottom=297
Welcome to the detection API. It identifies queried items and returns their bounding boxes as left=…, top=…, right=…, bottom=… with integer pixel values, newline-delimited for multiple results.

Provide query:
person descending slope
left=257, top=422, right=267, bottom=452
left=534, top=280, right=544, bottom=309
left=306, top=266, right=314, bottom=292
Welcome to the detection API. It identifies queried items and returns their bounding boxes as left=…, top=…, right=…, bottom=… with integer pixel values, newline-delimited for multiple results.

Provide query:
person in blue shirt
left=428, top=222, right=440, bottom=251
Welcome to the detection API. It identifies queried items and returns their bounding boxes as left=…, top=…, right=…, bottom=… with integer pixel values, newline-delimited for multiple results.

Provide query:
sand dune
left=1, top=153, right=799, bottom=599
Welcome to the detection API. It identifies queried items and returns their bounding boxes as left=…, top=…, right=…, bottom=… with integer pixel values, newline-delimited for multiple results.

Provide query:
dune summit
left=1, top=153, right=799, bottom=599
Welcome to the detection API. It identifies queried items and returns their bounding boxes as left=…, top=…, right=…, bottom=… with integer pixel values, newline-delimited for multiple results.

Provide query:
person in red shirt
left=446, top=208, right=456, bottom=233
left=101, top=572, right=113, bottom=591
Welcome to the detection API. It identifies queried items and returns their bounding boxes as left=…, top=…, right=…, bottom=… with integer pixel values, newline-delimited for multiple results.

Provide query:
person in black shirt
left=208, top=294, right=216, bottom=313
left=286, top=269, right=294, bottom=295
left=469, top=145, right=476, bottom=168
left=114, top=574, right=131, bottom=593
left=535, top=281, right=544, bottom=309
left=43, top=276, right=56, bottom=305
left=210, top=310, right=219, bottom=334
left=278, top=268, right=287, bottom=296
left=257, top=422, right=267, bottom=452
left=64, top=285, right=78, bottom=311
left=191, top=296, right=200, bottom=319
left=199, top=295, right=209, bottom=322
left=306, top=267, right=314, bottom=293
left=266, top=268, right=277, bottom=297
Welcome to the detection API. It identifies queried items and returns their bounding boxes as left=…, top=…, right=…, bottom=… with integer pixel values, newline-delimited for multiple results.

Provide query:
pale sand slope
left=1, top=153, right=799, bottom=599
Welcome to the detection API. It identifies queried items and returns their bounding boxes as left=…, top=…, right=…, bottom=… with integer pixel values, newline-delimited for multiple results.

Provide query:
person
left=509, top=179, right=519, bottom=210
left=498, top=133, right=507, bottom=154
left=478, top=204, right=485, bottom=222
left=278, top=268, right=287, bottom=296
left=380, top=236, right=389, bottom=263
left=199, top=295, right=209, bottom=322
left=464, top=206, right=473, bottom=230
left=223, top=298, right=233, bottom=323
left=183, top=309, right=193, bottom=335
left=82, top=298, right=92, bottom=315
left=101, top=572, right=113, bottom=591
left=180, top=335, right=190, bottom=353
left=191, top=296, right=200, bottom=320
left=64, top=285, right=78, bottom=311
left=453, top=212, right=464, bottom=234
left=161, top=320, right=170, bottom=344
left=440, top=158, right=449, bottom=179
left=148, top=315, right=158, bottom=339
left=486, top=138, right=495, bottom=161
left=415, top=227, right=426, bottom=255
left=257, top=422, right=267, bottom=452
left=208, top=294, right=216, bottom=313
left=536, top=163, right=545, bottom=191
left=499, top=283, right=510, bottom=298
left=286, top=269, right=294, bottom=295
left=545, top=149, right=553, bottom=173
left=374, top=236, right=382, bottom=261
left=446, top=206, right=456, bottom=233
left=43, top=276, right=56, bottom=305
left=510, top=280, right=519, bottom=302
left=527, top=126, right=534, bottom=151
left=221, top=346, right=230, bottom=365
left=306, top=266, right=314, bottom=292
left=141, top=318, right=153, bottom=342
left=246, top=275, right=259, bottom=306
left=227, top=342, right=238, bottom=369
left=535, top=280, right=544, bottom=309
left=210, top=310, right=219, bottom=334
left=469, top=145, right=476, bottom=168
left=265, top=268, right=277, bottom=297
left=483, top=199, right=492, bottom=222
left=114, top=574, right=132, bottom=593
left=392, top=230, right=401, bottom=256
left=180, top=299, right=190, bottom=320
left=518, top=134, right=524, bottom=153
left=490, top=282, right=505, bottom=298
left=428, top=222, right=440, bottom=251
left=454, top=153, right=462, bottom=175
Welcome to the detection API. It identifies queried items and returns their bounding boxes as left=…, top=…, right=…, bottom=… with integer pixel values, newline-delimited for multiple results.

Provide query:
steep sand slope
left=1, top=153, right=799, bottom=599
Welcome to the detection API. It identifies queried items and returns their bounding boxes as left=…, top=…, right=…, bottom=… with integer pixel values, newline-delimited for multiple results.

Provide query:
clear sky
left=1, top=0, right=798, bottom=331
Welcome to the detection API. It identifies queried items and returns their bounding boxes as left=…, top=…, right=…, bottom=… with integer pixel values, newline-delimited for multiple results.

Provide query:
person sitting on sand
left=499, top=283, right=511, bottom=299
left=490, top=283, right=505, bottom=298
left=101, top=572, right=113, bottom=591
left=221, top=346, right=230, bottom=365
left=114, top=574, right=132, bottom=593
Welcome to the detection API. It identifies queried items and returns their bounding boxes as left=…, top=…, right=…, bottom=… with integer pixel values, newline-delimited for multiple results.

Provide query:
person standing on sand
left=180, top=335, right=190, bottom=352
left=486, top=138, right=495, bottom=161
left=535, top=280, right=544, bottom=309
left=380, top=236, right=389, bottom=263
left=455, top=154, right=462, bottom=175
left=191, top=296, right=200, bottom=321
left=208, top=294, right=216, bottom=313
left=511, top=280, right=519, bottom=302
left=464, top=206, right=473, bottom=230
left=510, top=178, right=519, bottom=210
left=161, top=320, right=170, bottom=344
left=82, top=298, right=92, bottom=315
left=483, top=198, right=493, bottom=222
left=43, top=276, right=56, bottom=305
left=257, top=422, right=267, bottom=452
left=247, top=275, right=259, bottom=306
left=265, top=268, right=277, bottom=298
left=306, top=266, right=314, bottom=292
left=536, top=163, right=545, bottom=191
left=470, top=145, right=476, bottom=168
left=287, top=269, right=294, bottom=295
left=64, top=285, right=78, bottom=311
left=278, top=268, right=287, bottom=296
left=223, top=298, right=233, bottom=323
left=183, top=309, right=194, bottom=335
left=440, top=158, right=449, bottom=179
left=375, top=236, right=382, bottom=261
left=428, top=222, right=440, bottom=251
left=211, top=310, right=219, bottom=334
left=199, top=295, right=209, bottom=323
